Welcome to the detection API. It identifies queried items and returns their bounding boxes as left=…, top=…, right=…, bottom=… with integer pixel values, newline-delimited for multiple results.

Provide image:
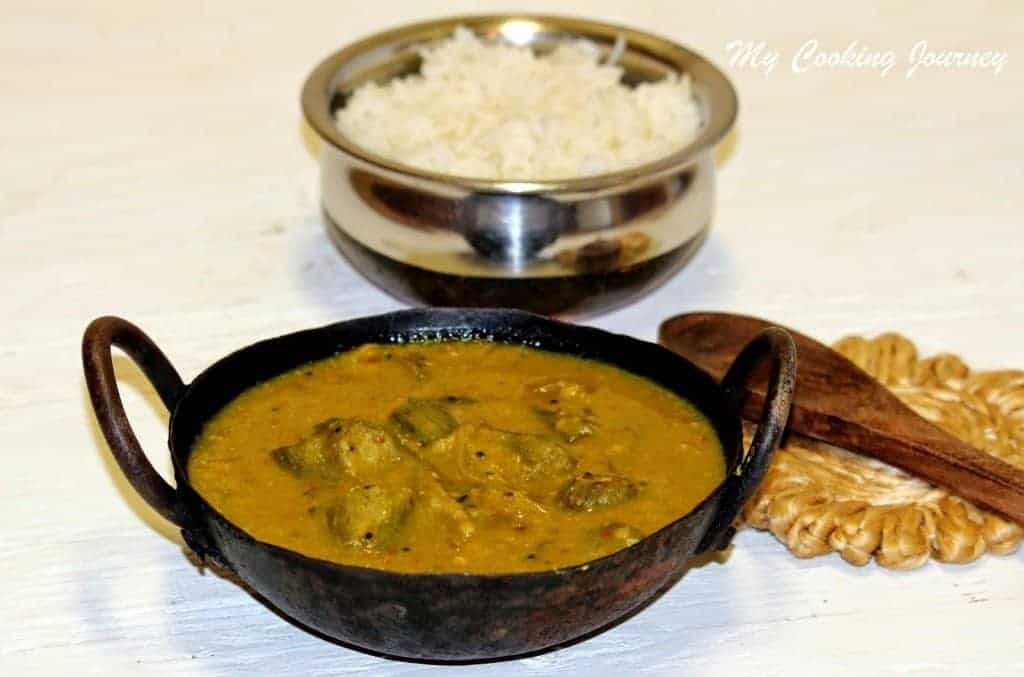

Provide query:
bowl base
left=323, top=210, right=708, bottom=319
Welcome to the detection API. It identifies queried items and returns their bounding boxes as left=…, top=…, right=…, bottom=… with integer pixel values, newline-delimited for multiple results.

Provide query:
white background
left=2, top=1, right=1022, bottom=674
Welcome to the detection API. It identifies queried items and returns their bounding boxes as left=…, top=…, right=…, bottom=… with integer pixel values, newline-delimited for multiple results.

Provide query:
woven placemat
left=741, top=333, right=1024, bottom=569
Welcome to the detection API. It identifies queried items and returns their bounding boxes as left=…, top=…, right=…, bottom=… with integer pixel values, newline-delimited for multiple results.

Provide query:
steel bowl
left=301, top=15, right=738, bottom=317
left=82, top=309, right=792, bottom=661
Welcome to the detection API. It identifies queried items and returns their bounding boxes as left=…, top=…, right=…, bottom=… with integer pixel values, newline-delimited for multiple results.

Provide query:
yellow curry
left=188, top=341, right=725, bottom=573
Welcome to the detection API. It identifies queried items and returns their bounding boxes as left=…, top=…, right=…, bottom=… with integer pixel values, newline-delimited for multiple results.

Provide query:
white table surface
left=3, top=1, right=1022, bottom=674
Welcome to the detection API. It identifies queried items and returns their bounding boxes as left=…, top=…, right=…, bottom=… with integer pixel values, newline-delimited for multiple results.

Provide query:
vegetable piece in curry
left=188, top=341, right=725, bottom=573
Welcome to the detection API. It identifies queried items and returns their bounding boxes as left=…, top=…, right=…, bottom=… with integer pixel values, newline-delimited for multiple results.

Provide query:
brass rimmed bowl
left=301, top=15, right=738, bottom=317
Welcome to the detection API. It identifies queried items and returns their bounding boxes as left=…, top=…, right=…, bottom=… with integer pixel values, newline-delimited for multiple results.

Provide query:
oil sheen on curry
left=188, top=341, right=725, bottom=573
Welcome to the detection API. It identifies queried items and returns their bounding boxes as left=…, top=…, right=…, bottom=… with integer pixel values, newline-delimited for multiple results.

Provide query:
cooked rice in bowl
left=335, top=27, right=703, bottom=181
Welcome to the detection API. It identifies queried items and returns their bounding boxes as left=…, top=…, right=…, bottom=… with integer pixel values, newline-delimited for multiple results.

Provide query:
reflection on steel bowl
left=83, top=309, right=793, bottom=661
left=301, top=15, right=738, bottom=317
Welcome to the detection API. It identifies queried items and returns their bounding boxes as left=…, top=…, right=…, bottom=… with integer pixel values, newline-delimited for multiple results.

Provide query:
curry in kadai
left=188, top=341, right=725, bottom=573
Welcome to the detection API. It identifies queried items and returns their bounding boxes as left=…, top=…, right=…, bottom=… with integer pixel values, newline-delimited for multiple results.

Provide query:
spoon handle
left=659, top=312, right=1024, bottom=525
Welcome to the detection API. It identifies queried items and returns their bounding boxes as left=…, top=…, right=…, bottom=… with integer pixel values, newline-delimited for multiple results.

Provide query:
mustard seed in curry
left=188, top=341, right=725, bottom=573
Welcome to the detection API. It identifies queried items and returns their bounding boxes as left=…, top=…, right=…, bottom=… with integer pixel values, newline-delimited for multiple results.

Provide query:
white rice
left=336, top=27, right=702, bottom=181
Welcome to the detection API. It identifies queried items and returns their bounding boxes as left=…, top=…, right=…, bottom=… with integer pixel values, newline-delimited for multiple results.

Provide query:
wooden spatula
left=659, top=312, right=1024, bottom=525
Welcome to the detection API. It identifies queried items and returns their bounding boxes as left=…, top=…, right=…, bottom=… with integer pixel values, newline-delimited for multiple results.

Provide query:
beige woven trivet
left=741, top=333, right=1024, bottom=569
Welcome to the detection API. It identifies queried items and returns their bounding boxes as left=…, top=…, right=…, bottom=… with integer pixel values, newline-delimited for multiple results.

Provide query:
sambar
left=188, top=341, right=726, bottom=573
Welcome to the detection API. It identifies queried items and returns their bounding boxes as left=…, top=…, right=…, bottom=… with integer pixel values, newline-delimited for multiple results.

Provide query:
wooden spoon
left=659, top=312, right=1024, bottom=525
